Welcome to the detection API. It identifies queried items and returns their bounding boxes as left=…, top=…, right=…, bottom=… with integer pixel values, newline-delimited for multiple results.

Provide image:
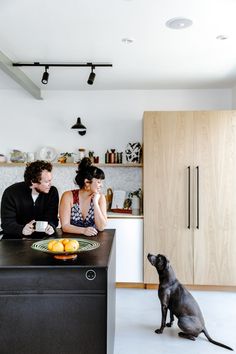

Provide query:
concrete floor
left=114, top=288, right=236, bottom=354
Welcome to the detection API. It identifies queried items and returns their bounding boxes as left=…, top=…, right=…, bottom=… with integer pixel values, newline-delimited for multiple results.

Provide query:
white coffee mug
left=35, top=221, right=48, bottom=232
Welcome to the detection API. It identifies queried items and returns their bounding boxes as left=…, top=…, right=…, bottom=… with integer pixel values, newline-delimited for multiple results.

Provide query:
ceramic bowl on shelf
left=38, top=147, right=57, bottom=162
left=10, top=150, right=27, bottom=163
left=0, top=154, right=7, bottom=163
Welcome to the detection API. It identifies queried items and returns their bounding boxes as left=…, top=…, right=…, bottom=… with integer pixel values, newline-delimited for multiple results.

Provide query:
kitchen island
left=0, top=229, right=116, bottom=354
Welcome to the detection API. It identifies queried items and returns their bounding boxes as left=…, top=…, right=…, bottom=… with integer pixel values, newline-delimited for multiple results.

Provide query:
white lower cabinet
left=107, top=217, right=143, bottom=283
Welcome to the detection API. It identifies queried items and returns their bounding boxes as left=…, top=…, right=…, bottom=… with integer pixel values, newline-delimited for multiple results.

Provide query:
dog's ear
left=160, top=255, right=170, bottom=270
left=156, top=254, right=168, bottom=270
left=165, top=257, right=170, bottom=270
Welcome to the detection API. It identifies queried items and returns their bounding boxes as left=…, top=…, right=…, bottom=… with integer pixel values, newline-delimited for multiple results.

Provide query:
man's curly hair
left=24, top=160, right=53, bottom=186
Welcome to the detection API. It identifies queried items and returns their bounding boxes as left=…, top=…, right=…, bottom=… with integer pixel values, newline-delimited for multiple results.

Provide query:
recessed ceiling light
left=216, top=35, right=228, bottom=40
left=122, top=38, right=134, bottom=44
left=165, top=17, right=193, bottom=30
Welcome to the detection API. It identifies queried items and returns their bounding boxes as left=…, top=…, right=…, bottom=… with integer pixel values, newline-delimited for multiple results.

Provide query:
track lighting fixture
left=12, top=61, right=112, bottom=85
left=87, top=66, right=96, bottom=85
left=71, top=117, right=87, bottom=136
left=41, top=66, right=49, bottom=85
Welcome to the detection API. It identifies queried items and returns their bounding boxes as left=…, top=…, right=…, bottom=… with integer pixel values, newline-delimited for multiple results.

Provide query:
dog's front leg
left=155, top=303, right=168, bottom=334
left=156, top=288, right=170, bottom=334
left=166, top=309, right=174, bottom=327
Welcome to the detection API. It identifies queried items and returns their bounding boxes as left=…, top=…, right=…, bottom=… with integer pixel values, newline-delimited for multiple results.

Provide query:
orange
left=51, top=241, right=64, bottom=252
left=48, top=240, right=57, bottom=251
left=62, top=238, right=70, bottom=245
left=64, top=239, right=79, bottom=252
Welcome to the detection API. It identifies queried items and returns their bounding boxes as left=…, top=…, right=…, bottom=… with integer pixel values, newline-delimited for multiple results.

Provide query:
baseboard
left=116, top=282, right=145, bottom=289
left=116, top=282, right=236, bottom=291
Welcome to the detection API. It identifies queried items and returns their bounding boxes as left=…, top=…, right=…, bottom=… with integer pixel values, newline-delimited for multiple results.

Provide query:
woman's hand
left=92, top=192, right=100, bottom=205
left=83, top=227, right=98, bottom=237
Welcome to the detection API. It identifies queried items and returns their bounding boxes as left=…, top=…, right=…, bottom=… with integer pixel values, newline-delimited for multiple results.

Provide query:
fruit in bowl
left=47, top=239, right=79, bottom=253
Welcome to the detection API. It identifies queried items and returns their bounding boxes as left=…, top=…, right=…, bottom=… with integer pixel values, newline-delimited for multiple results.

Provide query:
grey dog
left=147, top=253, right=233, bottom=351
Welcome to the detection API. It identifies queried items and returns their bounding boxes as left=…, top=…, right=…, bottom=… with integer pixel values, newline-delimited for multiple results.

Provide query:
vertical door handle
left=187, top=166, right=191, bottom=229
left=196, top=166, right=199, bottom=229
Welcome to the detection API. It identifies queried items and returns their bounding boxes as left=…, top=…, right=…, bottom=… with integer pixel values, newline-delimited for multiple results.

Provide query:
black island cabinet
left=0, top=229, right=116, bottom=354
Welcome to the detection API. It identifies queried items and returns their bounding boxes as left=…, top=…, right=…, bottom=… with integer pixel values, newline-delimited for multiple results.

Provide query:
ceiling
left=1, top=0, right=236, bottom=91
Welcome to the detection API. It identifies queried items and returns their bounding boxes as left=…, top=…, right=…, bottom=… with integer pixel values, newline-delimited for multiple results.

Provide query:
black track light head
left=41, top=66, right=49, bottom=85
left=87, top=66, right=96, bottom=85
left=12, top=62, right=112, bottom=85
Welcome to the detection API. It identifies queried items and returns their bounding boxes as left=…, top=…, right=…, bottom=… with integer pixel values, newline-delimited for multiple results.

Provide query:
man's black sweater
left=1, top=182, right=59, bottom=238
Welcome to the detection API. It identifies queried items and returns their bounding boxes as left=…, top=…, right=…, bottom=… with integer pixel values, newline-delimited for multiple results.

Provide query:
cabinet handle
left=187, top=166, right=191, bottom=229
left=196, top=166, right=199, bottom=229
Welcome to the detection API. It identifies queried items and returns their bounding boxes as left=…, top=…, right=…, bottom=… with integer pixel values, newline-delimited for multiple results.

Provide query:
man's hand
left=22, top=220, right=35, bottom=236
left=45, top=224, right=54, bottom=235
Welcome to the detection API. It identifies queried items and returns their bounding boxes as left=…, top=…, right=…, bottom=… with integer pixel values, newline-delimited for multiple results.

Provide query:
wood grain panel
left=194, top=110, right=236, bottom=285
left=143, top=111, right=194, bottom=284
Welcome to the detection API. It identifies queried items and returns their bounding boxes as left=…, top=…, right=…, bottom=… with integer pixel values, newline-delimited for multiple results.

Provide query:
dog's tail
left=202, top=328, right=233, bottom=351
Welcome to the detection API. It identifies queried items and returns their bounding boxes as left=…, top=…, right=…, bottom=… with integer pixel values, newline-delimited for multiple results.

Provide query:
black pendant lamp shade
left=71, top=117, right=87, bottom=136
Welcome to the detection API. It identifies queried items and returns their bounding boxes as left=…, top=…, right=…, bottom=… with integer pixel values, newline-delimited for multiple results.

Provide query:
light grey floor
left=114, top=288, right=236, bottom=354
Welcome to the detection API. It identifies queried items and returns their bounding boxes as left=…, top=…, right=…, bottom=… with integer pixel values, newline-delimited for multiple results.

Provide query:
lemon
left=51, top=241, right=64, bottom=252
left=64, top=240, right=79, bottom=252
left=48, top=240, right=57, bottom=251
left=62, top=238, right=70, bottom=245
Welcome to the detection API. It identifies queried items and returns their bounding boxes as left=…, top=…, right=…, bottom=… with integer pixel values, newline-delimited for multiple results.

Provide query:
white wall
left=0, top=88, right=232, bottom=162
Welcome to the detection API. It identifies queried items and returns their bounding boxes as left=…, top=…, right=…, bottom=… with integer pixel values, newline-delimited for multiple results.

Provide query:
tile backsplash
left=0, top=165, right=142, bottom=207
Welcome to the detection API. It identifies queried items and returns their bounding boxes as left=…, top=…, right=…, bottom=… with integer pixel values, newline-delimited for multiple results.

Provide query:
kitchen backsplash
left=0, top=165, right=142, bottom=208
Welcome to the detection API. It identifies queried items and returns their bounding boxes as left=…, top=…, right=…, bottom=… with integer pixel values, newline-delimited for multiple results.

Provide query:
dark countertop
left=0, top=229, right=115, bottom=268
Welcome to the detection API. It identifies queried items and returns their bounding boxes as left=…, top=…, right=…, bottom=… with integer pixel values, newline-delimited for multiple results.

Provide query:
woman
left=59, top=157, right=107, bottom=236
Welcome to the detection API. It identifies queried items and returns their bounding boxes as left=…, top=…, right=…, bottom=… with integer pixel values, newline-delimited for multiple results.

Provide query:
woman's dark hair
left=24, top=160, right=53, bottom=186
left=75, top=157, right=105, bottom=188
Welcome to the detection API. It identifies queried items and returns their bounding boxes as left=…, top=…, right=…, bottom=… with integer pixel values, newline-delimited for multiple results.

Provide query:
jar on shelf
left=105, top=150, right=109, bottom=163
left=78, top=148, right=86, bottom=162
left=117, top=152, right=123, bottom=164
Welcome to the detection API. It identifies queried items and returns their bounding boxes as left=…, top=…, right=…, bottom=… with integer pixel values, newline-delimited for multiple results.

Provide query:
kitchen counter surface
left=108, top=212, right=143, bottom=219
left=0, top=229, right=115, bottom=268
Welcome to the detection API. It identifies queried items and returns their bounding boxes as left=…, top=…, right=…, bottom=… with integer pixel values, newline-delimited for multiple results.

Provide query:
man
left=1, top=160, right=59, bottom=239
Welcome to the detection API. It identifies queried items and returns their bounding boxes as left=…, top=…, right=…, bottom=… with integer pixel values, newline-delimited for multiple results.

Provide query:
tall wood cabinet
left=143, top=111, right=236, bottom=286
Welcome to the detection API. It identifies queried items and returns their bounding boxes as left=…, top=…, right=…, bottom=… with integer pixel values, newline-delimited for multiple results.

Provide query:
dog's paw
left=166, top=322, right=173, bottom=327
left=178, top=332, right=196, bottom=341
left=155, top=328, right=163, bottom=334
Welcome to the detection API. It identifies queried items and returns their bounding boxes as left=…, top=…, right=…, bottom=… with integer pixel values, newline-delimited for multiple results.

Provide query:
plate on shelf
left=31, top=238, right=100, bottom=260
left=38, top=147, right=57, bottom=162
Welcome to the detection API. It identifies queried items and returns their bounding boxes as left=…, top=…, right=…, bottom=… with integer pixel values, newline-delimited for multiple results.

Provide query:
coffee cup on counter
left=35, top=221, right=48, bottom=232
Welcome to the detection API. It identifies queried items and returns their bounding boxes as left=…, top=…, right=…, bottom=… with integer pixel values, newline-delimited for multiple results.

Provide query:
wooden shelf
left=94, top=163, right=142, bottom=167
left=0, top=162, right=143, bottom=167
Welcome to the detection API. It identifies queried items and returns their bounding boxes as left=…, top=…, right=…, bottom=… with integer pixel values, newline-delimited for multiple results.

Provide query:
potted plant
left=128, top=188, right=142, bottom=215
left=58, top=152, right=74, bottom=163
left=88, top=150, right=95, bottom=162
